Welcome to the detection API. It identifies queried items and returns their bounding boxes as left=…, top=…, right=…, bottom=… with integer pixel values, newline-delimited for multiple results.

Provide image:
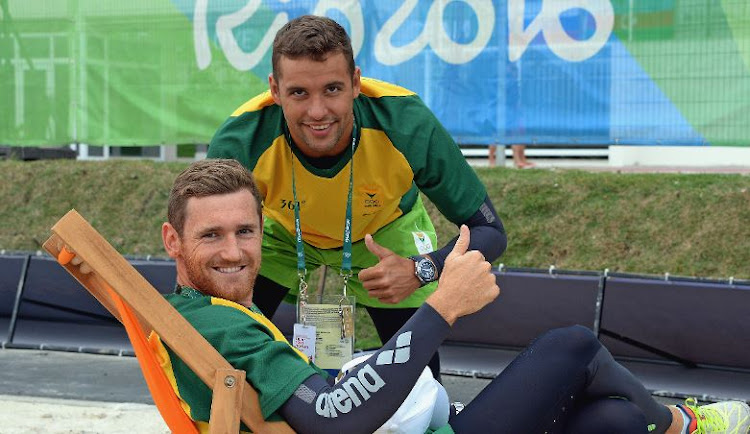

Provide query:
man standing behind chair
left=206, top=15, right=506, bottom=379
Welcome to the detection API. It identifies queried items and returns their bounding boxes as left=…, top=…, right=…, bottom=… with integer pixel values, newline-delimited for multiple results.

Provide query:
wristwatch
left=410, top=255, right=437, bottom=286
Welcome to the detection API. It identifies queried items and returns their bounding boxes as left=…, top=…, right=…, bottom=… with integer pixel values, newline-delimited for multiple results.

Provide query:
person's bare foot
left=514, top=161, right=536, bottom=169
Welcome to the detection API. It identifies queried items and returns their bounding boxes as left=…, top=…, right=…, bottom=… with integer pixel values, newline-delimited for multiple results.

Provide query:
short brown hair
left=271, top=15, right=355, bottom=82
left=168, top=159, right=262, bottom=236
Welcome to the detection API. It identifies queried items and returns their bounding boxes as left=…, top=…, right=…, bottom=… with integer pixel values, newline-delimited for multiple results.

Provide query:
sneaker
left=678, top=398, right=750, bottom=434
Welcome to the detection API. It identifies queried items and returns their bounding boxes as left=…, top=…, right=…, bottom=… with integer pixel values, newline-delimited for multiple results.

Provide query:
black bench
left=439, top=269, right=750, bottom=402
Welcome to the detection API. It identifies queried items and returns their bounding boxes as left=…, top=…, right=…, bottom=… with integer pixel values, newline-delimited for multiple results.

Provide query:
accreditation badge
left=292, top=323, right=317, bottom=362
left=295, top=295, right=355, bottom=375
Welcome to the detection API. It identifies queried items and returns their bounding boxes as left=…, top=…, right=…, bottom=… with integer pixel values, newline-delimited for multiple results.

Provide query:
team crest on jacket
left=412, top=231, right=433, bottom=255
left=362, top=187, right=381, bottom=210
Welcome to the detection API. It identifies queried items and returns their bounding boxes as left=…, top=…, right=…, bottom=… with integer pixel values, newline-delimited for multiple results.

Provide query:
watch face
left=416, top=259, right=436, bottom=282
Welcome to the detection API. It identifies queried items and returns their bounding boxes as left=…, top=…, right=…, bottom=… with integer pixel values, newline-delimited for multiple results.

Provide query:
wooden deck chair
left=43, top=209, right=295, bottom=434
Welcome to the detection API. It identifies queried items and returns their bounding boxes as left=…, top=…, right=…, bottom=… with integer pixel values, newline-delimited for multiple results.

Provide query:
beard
left=181, top=254, right=258, bottom=306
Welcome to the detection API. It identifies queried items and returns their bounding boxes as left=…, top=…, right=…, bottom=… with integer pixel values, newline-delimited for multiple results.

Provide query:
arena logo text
left=315, top=364, right=386, bottom=418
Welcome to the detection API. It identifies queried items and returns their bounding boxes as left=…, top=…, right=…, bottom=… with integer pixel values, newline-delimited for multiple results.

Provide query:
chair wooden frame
left=43, top=209, right=295, bottom=434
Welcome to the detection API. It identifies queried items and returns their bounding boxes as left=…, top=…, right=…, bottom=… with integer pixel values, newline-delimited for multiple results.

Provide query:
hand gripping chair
left=43, top=210, right=295, bottom=434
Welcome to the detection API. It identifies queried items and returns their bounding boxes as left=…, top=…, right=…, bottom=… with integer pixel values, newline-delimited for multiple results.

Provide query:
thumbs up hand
left=446, top=222, right=471, bottom=259
left=358, top=234, right=423, bottom=304
left=426, top=225, right=499, bottom=325
left=364, top=234, right=393, bottom=261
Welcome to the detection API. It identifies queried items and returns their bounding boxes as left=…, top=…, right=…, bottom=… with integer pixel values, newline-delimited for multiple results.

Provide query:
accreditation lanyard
left=286, top=120, right=357, bottom=323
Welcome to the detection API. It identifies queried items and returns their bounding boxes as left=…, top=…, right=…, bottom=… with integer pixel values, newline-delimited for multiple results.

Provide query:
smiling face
left=269, top=52, right=361, bottom=158
left=162, top=190, right=262, bottom=306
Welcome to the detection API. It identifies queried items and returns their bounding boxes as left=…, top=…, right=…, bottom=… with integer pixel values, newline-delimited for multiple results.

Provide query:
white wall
left=609, top=146, right=750, bottom=167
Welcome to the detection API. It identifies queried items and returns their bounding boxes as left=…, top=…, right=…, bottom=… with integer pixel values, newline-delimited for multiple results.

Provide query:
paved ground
left=0, top=348, right=491, bottom=406
left=0, top=347, right=691, bottom=433
left=0, top=348, right=494, bottom=433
